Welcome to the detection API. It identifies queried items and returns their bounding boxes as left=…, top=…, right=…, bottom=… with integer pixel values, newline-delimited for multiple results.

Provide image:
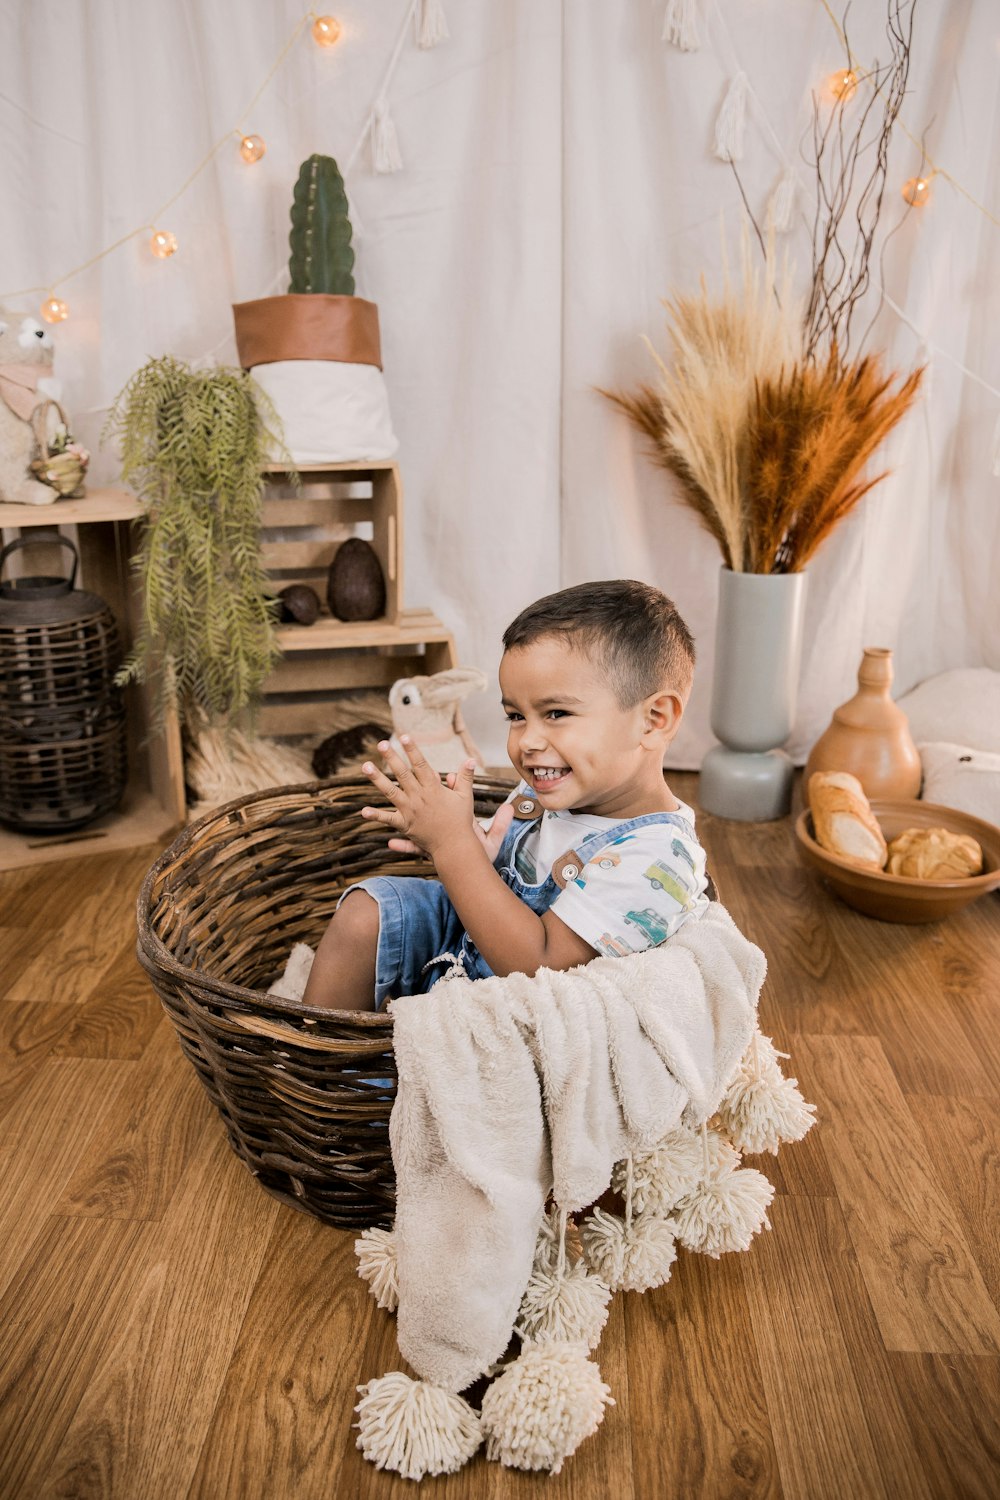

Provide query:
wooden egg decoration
left=277, top=584, right=321, bottom=625
left=327, top=538, right=386, bottom=621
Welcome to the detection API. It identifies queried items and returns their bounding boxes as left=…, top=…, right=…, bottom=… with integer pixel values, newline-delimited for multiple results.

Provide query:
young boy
left=302, top=579, right=709, bottom=1011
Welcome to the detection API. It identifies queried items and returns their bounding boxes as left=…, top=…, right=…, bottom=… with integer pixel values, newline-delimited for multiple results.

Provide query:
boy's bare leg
left=301, top=891, right=380, bottom=1011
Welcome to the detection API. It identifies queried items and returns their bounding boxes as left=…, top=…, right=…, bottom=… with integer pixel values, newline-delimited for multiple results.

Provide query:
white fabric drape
left=2, top=0, right=997, bottom=767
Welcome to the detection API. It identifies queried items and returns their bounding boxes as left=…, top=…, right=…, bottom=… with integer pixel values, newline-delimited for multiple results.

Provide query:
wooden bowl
left=793, top=799, right=1000, bottom=923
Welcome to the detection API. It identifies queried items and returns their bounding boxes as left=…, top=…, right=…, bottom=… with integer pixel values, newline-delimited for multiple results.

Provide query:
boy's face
left=499, top=635, right=680, bottom=819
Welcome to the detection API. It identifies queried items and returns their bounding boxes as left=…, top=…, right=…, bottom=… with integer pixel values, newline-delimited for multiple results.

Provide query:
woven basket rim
left=136, top=772, right=516, bottom=1023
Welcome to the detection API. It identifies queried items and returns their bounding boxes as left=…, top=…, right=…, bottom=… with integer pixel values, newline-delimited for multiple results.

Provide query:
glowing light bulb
left=239, top=134, right=266, bottom=164
left=41, top=296, right=69, bottom=324
left=312, top=15, right=342, bottom=47
left=901, top=176, right=932, bottom=207
left=150, top=229, right=178, bottom=259
left=827, top=68, right=858, bottom=102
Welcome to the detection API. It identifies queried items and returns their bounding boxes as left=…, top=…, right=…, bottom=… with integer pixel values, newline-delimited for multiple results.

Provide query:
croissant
left=885, top=827, right=982, bottom=880
left=808, top=771, right=888, bottom=870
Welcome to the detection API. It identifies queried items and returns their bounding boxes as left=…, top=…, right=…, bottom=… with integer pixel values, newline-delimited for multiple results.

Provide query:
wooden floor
left=1, top=773, right=999, bottom=1499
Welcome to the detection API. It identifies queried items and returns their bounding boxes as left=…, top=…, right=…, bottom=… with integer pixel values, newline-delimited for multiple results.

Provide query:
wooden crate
left=259, top=607, right=457, bottom=739
left=0, top=469, right=456, bottom=863
left=0, top=490, right=185, bottom=870
left=261, top=460, right=402, bottom=627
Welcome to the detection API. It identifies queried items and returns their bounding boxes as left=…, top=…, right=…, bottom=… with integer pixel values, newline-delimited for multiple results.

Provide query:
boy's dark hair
left=502, top=580, right=695, bottom=708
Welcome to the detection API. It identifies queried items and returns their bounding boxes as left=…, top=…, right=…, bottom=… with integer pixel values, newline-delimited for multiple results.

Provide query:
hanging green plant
left=104, top=355, right=287, bottom=724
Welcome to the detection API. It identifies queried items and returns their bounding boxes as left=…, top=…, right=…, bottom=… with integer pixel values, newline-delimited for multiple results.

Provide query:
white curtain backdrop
left=2, top=0, right=997, bottom=767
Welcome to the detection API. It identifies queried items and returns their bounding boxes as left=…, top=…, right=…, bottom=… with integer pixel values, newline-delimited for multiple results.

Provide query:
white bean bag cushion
left=251, top=359, right=398, bottom=464
left=897, top=668, right=1000, bottom=754
left=917, top=741, right=1000, bottom=826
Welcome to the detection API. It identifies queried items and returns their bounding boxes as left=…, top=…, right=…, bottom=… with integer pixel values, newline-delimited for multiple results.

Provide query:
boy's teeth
left=534, top=768, right=568, bottom=780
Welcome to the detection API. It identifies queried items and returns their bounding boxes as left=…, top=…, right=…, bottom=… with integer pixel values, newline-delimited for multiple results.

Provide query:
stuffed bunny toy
left=0, top=310, right=63, bottom=505
left=388, top=667, right=488, bottom=773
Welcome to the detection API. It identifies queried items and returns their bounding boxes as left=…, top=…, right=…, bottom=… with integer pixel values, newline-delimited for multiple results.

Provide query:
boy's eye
left=547, top=709, right=569, bottom=719
left=505, top=712, right=524, bottom=723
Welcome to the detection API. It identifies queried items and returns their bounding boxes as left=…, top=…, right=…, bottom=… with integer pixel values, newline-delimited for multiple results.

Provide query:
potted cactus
left=232, top=154, right=397, bottom=463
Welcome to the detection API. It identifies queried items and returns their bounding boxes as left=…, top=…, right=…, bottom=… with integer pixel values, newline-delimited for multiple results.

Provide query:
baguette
left=808, top=771, right=888, bottom=870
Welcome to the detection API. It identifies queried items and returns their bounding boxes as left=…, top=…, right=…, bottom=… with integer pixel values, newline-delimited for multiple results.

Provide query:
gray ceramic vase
left=699, top=567, right=808, bottom=821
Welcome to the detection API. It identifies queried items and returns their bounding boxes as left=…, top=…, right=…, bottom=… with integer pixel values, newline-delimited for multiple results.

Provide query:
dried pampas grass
left=605, top=230, right=923, bottom=575
left=746, top=350, right=924, bottom=573
left=604, top=231, right=802, bottom=572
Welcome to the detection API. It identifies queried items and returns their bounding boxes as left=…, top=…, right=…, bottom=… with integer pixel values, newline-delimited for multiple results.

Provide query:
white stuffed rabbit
left=388, top=667, right=487, bottom=773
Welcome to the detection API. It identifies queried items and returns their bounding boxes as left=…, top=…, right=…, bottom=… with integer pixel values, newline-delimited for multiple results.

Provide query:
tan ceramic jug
left=804, top=647, right=922, bottom=806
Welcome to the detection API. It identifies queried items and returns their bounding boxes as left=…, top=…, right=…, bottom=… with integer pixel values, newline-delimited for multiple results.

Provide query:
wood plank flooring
left=1, top=775, right=998, bottom=1498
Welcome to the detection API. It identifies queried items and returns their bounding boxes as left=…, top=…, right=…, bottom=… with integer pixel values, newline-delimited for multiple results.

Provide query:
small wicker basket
left=137, top=775, right=513, bottom=1228
left=28, top=399, right=88, bottom=498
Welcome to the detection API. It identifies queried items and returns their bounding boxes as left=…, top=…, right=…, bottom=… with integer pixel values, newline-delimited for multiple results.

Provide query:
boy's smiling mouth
left=527, top=765, right=571, bottom=790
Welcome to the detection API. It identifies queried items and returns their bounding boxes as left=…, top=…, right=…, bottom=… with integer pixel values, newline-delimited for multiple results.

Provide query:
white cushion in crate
left=251, top=359, right=398, bottom=464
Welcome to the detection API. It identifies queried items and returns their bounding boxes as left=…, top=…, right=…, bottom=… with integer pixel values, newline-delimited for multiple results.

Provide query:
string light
left=312, top=15, right=342, bottom=47
left=40, top=296, right=69, bottom=324
left=817, top=0, right=1000, bottom=232
left=150, top=229, right=179, bottom=259
left=901, top=176, right=932, bottom=208
left=826, top=68, right=857, bottom=103
left=239, top=134, right=266, bottom=163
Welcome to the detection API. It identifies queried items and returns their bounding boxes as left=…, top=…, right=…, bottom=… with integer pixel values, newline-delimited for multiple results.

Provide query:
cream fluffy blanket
left=387, top=901, right=765, bottom=1393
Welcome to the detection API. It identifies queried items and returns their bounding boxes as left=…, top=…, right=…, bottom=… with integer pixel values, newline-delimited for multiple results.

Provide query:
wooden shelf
left=0, top=787, right=180, bottom=872
left=0, top=487, right=142, bottom=528
left=262, top=459, right=399, bottom=475
left=274, top=607, right=454, bottom=653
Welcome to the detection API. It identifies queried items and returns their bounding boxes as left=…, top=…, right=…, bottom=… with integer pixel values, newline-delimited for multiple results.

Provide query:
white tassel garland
left=416, top=0, right=449, bottom=49
left=517, top=1208, right=612, bottom=1350
left=371, top=97, right=403, bottom=174
left=480, top=1342, right=614, bottom=1474
left=717, top=1032, right=817, bottom=1156
left=355, top=1372, right=482, bottom=1479
left=662, top=0, right=701, bottom=51
left=671, top=1125, right=775, bottom=1257
left=354, top=1226, right=399, bottom=1311
left=767, top=166, right=799, bottom=233
left=713, top=71, right=749, bottom=163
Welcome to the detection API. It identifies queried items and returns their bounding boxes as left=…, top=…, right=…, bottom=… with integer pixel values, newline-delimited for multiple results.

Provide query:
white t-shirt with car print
left=499, top=787, right=710, bottom=957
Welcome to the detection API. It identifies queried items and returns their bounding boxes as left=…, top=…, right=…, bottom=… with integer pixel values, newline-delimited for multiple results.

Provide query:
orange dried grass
left=607, top=345, right=923, bottom=573
left=746, top=352, right=924, bottom=572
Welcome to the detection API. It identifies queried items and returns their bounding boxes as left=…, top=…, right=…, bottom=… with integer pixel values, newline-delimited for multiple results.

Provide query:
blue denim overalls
left=423, top=790, right=697, bottom=988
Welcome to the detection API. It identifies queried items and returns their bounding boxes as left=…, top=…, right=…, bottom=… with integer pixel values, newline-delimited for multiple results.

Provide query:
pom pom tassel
left=416, top=0, right=450, bottom=49
left=767, top=166, right=799, bottom=234
left=354, top=1226, right=398, bottom=1311
left=713, top=71, right=749, bottom=163
left=355, top=1372, right=482, bottom=1479
left=662, top=0, right=701, bottom=51
left=717, top=1031, right=818, bottom=1155
left=671, top=1124, right=775, bottom=1258
left=517, top=1207, right=612, bottom=1351
left=372, top=97, right=403, bottom=174
left=580, top=1156, right=678, bottom=1292
left=612, top=1125, right=731, bottom=1214
left=480, top=1342, right=614, bottom=1474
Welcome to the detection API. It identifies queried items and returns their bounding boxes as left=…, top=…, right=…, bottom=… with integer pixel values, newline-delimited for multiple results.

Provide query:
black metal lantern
left=0, top=535, right=128, bottom=832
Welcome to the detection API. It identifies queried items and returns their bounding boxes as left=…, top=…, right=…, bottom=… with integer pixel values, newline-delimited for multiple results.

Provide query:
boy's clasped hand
left=361, top=736, right=514, bottom=863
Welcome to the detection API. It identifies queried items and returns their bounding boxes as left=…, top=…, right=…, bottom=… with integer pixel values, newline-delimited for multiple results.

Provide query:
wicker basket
left=137, top=775, right=514, bottom=1228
